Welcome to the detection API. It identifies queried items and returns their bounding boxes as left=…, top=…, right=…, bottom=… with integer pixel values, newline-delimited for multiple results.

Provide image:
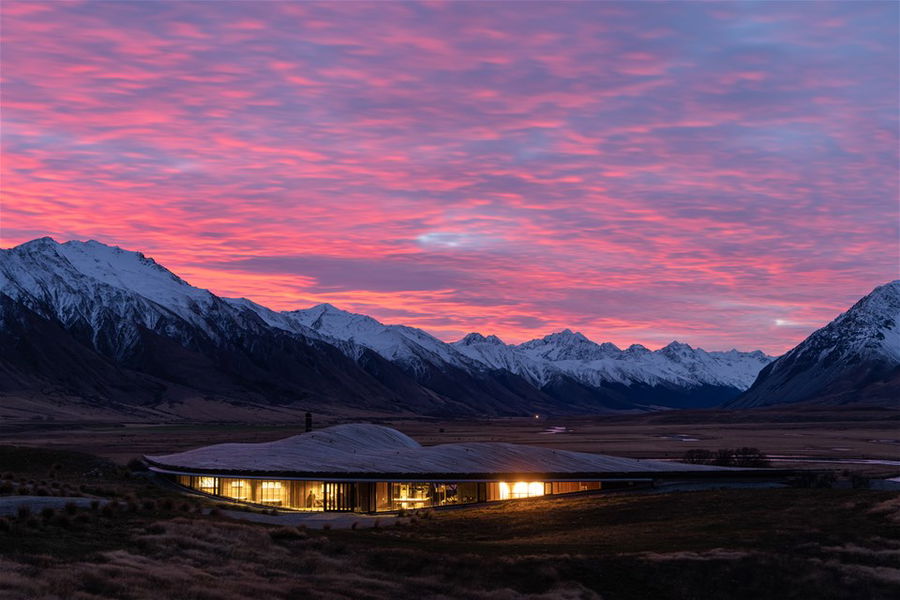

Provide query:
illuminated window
left=259, top=480, right=285, bottom=505
left=499, top=481, right=544, bottom=500
left=228, top=479, right=248, bottom=500
left=197, top=477, right=217, bottom=494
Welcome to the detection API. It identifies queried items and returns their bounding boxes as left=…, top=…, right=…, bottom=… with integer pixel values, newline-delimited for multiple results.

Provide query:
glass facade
left=174, top=475, right=603, bottom=512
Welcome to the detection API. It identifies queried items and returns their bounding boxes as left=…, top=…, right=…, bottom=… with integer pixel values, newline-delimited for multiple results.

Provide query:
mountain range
left=0, top=237, right=896, bottom=420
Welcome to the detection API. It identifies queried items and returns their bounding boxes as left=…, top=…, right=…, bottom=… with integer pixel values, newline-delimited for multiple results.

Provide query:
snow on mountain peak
left=458, top=332, right=505, bottom=346
left=1, top=236, right=777, bottom=401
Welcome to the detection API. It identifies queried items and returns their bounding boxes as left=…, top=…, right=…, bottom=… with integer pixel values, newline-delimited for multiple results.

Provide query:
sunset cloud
left=1, top=0, right=897, bottom=354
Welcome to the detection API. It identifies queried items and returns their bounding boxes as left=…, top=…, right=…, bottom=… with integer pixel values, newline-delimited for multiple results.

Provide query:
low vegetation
left=682, top=447, right=771, bottom=467
left=0, top=445, right=898, bottom=599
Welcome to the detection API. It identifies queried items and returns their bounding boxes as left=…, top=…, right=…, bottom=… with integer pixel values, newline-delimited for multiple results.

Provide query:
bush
left=269, top=526, right=305, bottom=540
left=53, top=514, right=71, bottom=528
left=16, top=505, right=31, bottom=519
left=90, top=500, right=100, bottom=511
left=732, top=447, right=771, bottom=468
left=160, top=498, right=174, bottom=511
left=40, top=507, right=55, bottom=520
left=64, top=501, right=78, bottom=515
left=0, top=517, right=10, bottom=532
left=126, top=458, right=147, bottom=472
left=142, top=499, right=157, bottom=511
left=25, top=517, right=39, bottom=529
left=683, top=447, right=770, bottom=468
left=0, top=481, right=13, bottom=494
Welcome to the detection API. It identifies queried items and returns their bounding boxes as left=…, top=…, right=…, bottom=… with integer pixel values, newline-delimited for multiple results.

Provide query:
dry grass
left=0, top=441, right=899, bottom=599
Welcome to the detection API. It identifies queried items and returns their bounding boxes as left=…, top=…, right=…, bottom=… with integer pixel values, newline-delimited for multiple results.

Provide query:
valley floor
left=1, top=406, right=898, bottom=475
left=0, top=443, right=898, bottom=599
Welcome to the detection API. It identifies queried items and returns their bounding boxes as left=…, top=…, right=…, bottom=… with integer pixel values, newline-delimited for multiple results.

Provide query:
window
left=197, top=477, right=218, bottom=494
left=221, top=478, right=249, bottom=500
left=496, top=481, right=544, bottom=500
left=258, top=480, right=286, bottom=505
left=390, top=482, right=431, bottom=510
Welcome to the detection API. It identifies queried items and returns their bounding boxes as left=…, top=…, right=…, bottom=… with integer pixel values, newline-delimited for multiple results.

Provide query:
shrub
left=16, top=486, right=30, bottom=495
left=1, top=472, right=12, bottom=480
left=0, top=517, right=10, bottom=532
left=160, top=498, right=174, bottom=511
left=25, top=517, right=39, bottom=529
left=269, top=526, right=305, bottom=540
left=178, top=502, right=191, bottom=512
left=16, top=505, right=31, bottom=519
left=322, top=523, right=332, bottom=530
left=145, top=522, right=165, bottom=534
left=142, top=499, right=157, bottom=511
left=90, top=500, right=100, bottom=511
left=0, top=481, right=13, bottom=494
left=714, top=449, right=735, bottom=466
left=100, top=504, right=114, bottom=518
left=126, top=458, right=147, bottom=472
left=53, top=514, right=71, bottom=528
left=351, top=521, right=358, bottom=530
left=35, top=487, right=49, bottom=497
left=40, top=507, right=55, bottom=520
left=732, top=447, right=771, bottom=468
left=74, top=513, right=92, bottom=525
left=64, top=501, right=78, bottom=515
left=209, top=508, right=221, bottom=517
left=683, top=449, right=716, bottom=465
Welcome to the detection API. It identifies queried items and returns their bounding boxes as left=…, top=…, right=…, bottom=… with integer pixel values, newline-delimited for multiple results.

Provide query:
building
left=144, top=424, right=769, bottom=513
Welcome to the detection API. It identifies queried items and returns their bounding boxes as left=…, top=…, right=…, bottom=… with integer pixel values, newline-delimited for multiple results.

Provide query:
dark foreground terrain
left=0, top=445, right=898, bottom=600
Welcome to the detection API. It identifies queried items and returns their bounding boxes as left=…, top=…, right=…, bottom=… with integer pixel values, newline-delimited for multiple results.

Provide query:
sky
left=1, top=1, right=898, bottom=355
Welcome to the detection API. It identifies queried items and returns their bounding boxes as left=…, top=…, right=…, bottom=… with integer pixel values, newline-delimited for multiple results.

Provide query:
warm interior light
left=499, top=481, right=545, bottom=500
left=512, top=481, right=528, bottom=498
left=498, top=481, right=510, bottom=500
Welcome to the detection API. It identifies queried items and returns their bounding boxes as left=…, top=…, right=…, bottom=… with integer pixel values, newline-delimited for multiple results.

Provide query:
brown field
left=0, top=443, right=899, bottom=600
left=1, top=406, right=898, bottom=475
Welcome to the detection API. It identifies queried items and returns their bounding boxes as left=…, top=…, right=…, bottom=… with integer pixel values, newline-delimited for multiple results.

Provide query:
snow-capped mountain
left=282, top=303, right=477, bottom=373
left=453, top=329, right=772, bottom=408
left=0, top=238, right=455, bottom=416
left=0, top=237, right=783, bottom=417
left=0, top=238, right=572, bottom=417
left=730, top=281, right=900, bottom=407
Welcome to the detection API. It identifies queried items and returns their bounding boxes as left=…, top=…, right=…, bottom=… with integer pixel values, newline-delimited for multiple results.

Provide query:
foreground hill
left=730, top=281, right=900, bottom=408
left=0, top=237, right=773, bottom=419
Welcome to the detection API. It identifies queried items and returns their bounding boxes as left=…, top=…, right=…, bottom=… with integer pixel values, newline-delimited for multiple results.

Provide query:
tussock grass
left=0, top=445, right=898, bottom=599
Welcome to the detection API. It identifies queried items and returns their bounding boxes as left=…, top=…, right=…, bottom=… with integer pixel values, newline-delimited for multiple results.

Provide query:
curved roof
left=146, top=424, right=731, bottom=476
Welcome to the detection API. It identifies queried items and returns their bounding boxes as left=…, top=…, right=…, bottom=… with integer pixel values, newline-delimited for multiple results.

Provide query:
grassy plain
left=0, top=444, right=899, bottom=599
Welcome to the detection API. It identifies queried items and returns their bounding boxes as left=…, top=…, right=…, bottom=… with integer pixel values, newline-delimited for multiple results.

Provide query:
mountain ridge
left=730, top=280, right=900, bottom=408
left=12, top=236, right=879, bottom=419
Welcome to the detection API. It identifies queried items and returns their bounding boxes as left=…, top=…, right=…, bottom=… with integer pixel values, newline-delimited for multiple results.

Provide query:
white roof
left=146, top=424, right=730, bottom=476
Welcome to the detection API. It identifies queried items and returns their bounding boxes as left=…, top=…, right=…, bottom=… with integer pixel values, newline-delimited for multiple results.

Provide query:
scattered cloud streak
left=2, top=1, right=897, bottom=353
